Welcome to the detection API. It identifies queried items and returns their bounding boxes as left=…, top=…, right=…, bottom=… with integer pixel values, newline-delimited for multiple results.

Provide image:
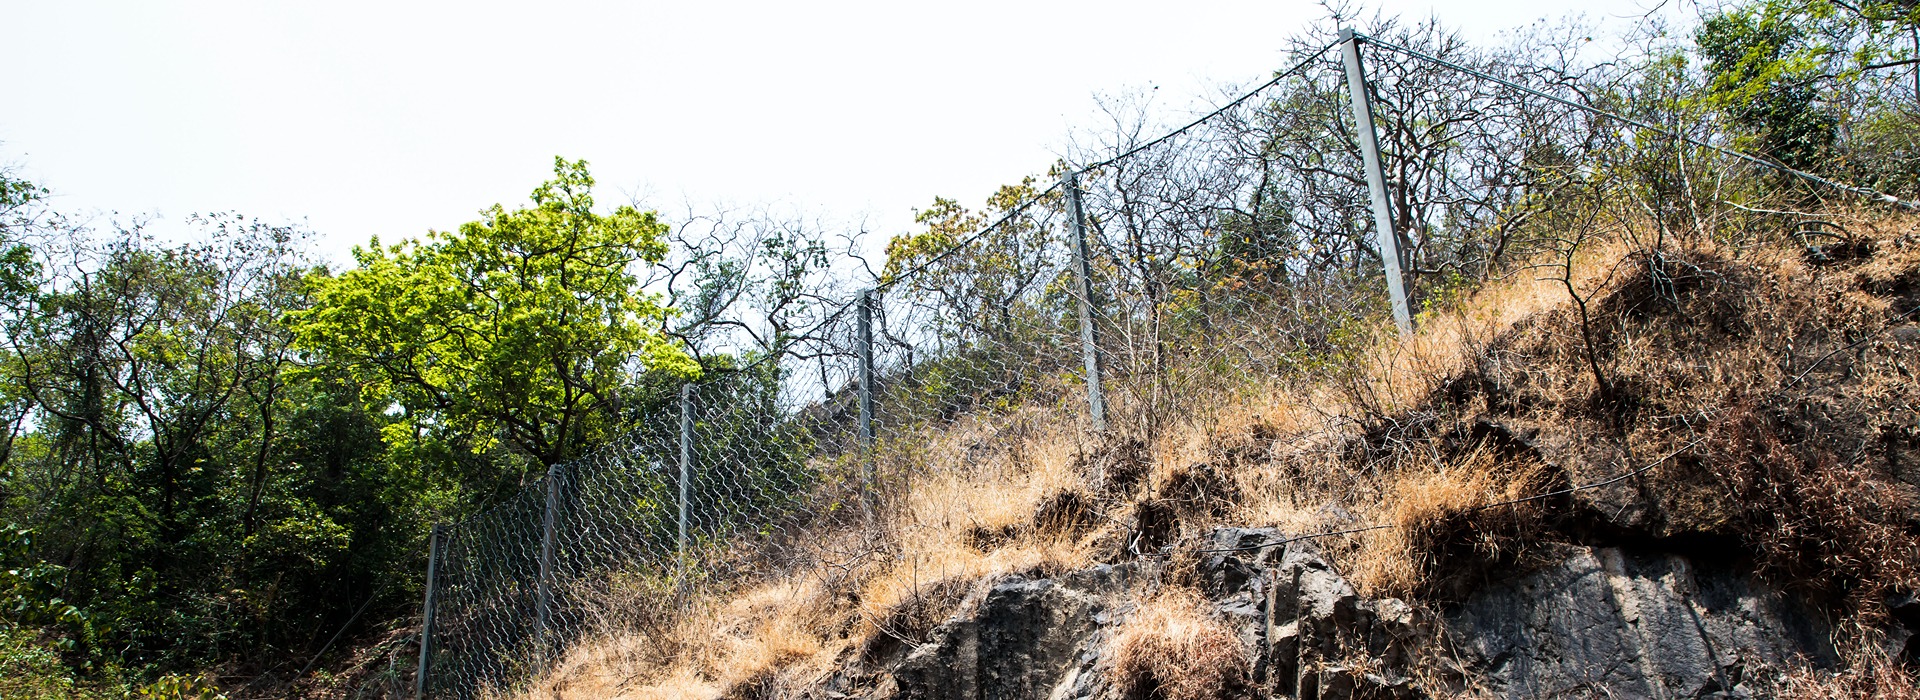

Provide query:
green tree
left=882, top=178, right=1059, bottom=345
left=1696, top=3, right=1839, bottom=168
left=291, top=157, right=698, bottom=481
left=1694, top=0, right=1920, bottom=172
left=0, top=213, right=340, bottom=672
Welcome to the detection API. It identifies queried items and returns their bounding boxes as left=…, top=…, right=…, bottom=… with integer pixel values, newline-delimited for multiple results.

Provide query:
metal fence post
left=678, top=382, right=693, bottom=565
left=857, top=289, right=876, bottom=448
left=1065, top=171, right=1107, bottom=432
left=1340, top=28, right=1414, bottom=336
left=856, top=289, right=878, bottom=511
left=414, top=523, right=443, bottom=700
left=533, top=462, right=561, bottom=652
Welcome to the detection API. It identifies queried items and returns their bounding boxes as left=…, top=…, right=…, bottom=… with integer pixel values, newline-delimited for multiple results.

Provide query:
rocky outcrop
left=1445, top=544, right=1835, bottom=698
left=875, top=565, right=1135, bottom=700
left=841, top=528, right=1881, bottom=700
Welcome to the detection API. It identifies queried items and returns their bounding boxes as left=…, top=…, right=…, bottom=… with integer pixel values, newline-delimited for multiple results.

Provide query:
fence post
left=856, top=290, right=876, bottom=449
left=1065, top=171, right=1107, bottom=432
left=856, top=289, right=878, bottom=510
left=534, top=462, right=562, bottom=653
left=1340, top=28, right=1414, bottom=336
left=414, top=523, right=443, bottom=700
left=678, top=383, right=693, bottom=565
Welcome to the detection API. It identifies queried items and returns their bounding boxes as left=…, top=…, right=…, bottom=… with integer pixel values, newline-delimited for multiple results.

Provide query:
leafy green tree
left=291, top=157, right=698, bottom=482
left=0, top=213, right=338, bottom=672
left=1697, top=3, right=1839, bottom=168
left=882, top=178, right=1060, bottom=345
left=1695, top=0, right=1920, bottom=172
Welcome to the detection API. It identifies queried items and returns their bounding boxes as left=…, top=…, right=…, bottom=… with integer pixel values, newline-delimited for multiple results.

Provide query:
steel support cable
left=1079, top=41, right=1341, bottom=174
left=737, top=41, right=1344, bottom=368
left=871, top=179, right=1066, bottom=296
left=757, top=178, right=1068, bottom=370
left=1353, top=33, right=1920, bottom=211
left=838, top=39, right=1340, bottom=321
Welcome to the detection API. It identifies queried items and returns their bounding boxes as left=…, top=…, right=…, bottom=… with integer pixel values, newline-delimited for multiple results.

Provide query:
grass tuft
left=1107, top=588, right=1250, bottom=700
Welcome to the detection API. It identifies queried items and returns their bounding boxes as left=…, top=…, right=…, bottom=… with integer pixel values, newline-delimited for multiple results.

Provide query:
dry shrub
left=1108, top=588, right=1251, bottom=700
left=1350, top=444, right=1549, bottom=597
left=1148, top=461, right=1239, bottom=521
left=525, top=575, right=845, bottom=700
left=1705, top=406, right=1920, bottom=620
left=859, top=574, right=973, bottom=661
left=1031, top=489, right=1098, bottom=538
left=1086, top=433, right=1153, bottom=496
left=1767, top=644, right=1920, bottom=699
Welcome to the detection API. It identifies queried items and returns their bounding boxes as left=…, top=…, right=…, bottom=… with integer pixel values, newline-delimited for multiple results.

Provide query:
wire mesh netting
left=415, top=29, right=1916, bottom=699
left=427, top=374, right=835, bottom=698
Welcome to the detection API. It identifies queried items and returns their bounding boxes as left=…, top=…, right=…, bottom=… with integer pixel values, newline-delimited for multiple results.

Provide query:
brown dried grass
left=1349, top=444, right=1550, bottom=597
left=1107, top=587, right=1251, bottom=700
left=515, top=207, right=1920, bottom=698
left=1766, top=638, right=1920, bottom=699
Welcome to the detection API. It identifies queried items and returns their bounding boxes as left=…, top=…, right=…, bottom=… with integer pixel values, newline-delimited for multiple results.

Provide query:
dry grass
left=514, top=207, right=1920, bottom=698
left=1317, top=208, right=1920, bottom=610
left=860, top=405, right=1097, bottom=640
left=1107, top=587, right=1251, bottom=700
left=1348, top=445, right=1549, bottom=597
left=1202, top=232, right=1651, bottom=547
left=514, top=405, right=1100, bottom=699
left=521, top=577, right=838, bottom=700
left=1764, top=636, right=1920, bottom=700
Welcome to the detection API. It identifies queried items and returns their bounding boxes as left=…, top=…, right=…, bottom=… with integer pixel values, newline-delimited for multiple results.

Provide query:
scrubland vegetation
left=515, top=205, right=1920, bottom=699
left=4, top=0, right=1920, bottom=697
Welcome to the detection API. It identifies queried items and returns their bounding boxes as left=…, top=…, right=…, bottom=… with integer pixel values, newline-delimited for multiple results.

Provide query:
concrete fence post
left=1340, top=28, right=1414, bottom=336
left=1065, top=171, right=1108, bottom=432
left=414, top=523, right=443, bottom=700
left=534, top=462, right=562, bottom=653
left=857, top=289, right=876, bottom=450
left=856, top=290, right=878, bottom=511
left=678, top=383, right=693, bottom=565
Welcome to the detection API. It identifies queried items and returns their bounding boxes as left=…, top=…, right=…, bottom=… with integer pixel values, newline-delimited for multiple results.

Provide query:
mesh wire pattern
left=415, top=31, right=1905, bottom=699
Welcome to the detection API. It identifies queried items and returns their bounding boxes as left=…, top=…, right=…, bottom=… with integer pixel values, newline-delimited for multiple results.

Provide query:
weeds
left=1350, top=443, right=1550, bottom=597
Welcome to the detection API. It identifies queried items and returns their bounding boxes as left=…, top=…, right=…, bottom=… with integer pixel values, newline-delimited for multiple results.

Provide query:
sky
left=1, top=0, right=1683, bottom=265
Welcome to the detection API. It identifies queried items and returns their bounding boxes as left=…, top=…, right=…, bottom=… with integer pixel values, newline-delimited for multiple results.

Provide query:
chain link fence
left=412, top=28, right=1915, bottom=699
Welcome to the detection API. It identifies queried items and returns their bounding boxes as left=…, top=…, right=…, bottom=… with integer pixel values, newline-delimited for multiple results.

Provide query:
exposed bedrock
left=830, top=528, right=1895, bottom=700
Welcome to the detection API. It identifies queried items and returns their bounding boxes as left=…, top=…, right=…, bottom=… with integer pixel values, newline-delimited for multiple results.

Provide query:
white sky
left=1, top=0, right=1680, bottom=265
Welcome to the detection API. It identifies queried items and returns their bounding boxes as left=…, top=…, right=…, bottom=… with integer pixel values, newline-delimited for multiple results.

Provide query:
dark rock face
left=887, top=566, right=1134, bottom=700
left=864, top=532, right=1855, bottom=700
left=1264, top=546, right=1427, bottom=700
left=1447, top=544, right=1834, bottom=699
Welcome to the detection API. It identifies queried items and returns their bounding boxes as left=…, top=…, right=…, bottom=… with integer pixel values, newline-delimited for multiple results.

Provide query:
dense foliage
left=0, top=159, right=717, bottom=696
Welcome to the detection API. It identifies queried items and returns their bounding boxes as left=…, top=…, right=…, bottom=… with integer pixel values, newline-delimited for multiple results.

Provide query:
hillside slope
left=521, top=211, right=1920, bottom=699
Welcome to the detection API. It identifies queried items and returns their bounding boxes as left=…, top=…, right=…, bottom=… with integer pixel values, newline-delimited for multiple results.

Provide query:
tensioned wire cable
left=1080, top=41, right=1340, bottom=173
left=771, top=40, right=1346, bottom=354
left=1355, top=32, right=1920, bottom=211
left=881, top=38, right=1339, bottom=295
